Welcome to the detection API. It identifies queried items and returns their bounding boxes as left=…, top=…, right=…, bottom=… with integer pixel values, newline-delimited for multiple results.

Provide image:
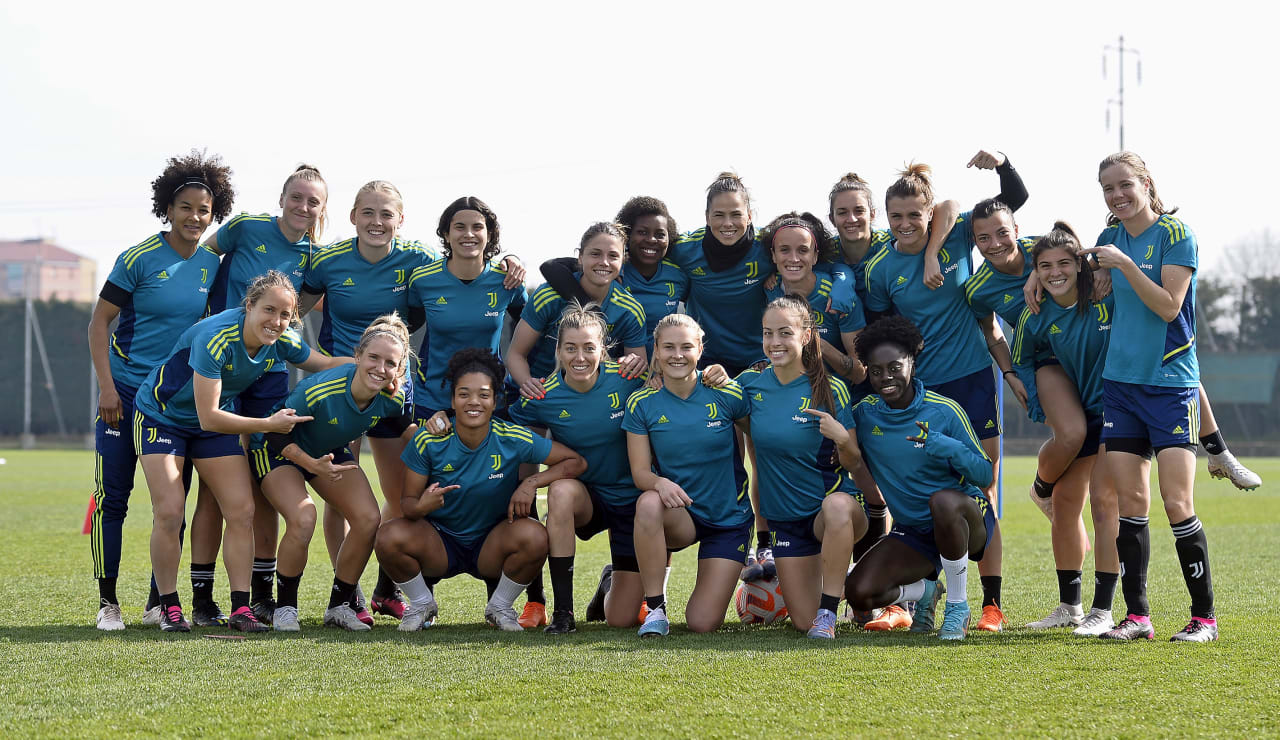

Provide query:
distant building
left=0, top=238, right=97, bottom=303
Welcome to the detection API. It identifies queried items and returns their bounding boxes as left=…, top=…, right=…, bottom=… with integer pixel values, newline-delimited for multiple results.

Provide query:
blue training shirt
left=622, top=375, right=752, bottom=528
left=1095, top=216, right=1198, bottom=388
left=134, top=308, right=312, bottom=429
left=863, top=213, right=991, bottom=385
left=519, top=278, right=646, bottom=381
left=737, top=366, right=857, bottom=522
left=400, top=420, right=553, bottom=546
left=620, top=260, right=689, bottom=355
left=253, top=363, right=408, bottom=458
left=105, top=234, right=219, bottom=389
left=409, top=257, right=527, bottom=411
left=1013, top=295, right=1114, bottom=417
left=508, top=361, right=645, bottom=506
left=666, top=229, right=770, bottom=369
left=303, top=237, right=438, bottom=357
left=850, top=379, right=991, bottom=530
left=207, top=214, right=313, bottom=313
left=963, top=235, right=1038, bottom=328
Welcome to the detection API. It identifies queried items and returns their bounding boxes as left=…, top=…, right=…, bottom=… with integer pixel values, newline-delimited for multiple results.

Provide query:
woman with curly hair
left=87, top=149, right=236, bottom=630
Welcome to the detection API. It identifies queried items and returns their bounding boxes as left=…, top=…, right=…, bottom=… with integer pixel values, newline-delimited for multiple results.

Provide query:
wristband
left=1002, top=369, right=1016, bottom=378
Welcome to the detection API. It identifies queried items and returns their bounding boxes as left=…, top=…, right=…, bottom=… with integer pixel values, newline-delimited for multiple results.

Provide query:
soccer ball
left=734, top=577, right=788, bottom=625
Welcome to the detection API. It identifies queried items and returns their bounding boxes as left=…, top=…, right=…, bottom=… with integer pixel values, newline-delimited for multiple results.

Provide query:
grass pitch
left=0, top=450, right=1277, bottom=738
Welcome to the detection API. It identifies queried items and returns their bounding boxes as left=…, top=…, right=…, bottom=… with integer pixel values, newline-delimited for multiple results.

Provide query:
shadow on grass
left=0, top=622, right=1086, bottom=651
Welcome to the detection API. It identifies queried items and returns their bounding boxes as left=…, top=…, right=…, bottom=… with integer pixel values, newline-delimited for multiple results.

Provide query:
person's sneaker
left=938, top=601, right=971, bottom=640
left=324, top=604, right=372, bottom=632
left=1073, top=608, right=1115, bottom=636
left=909, top=580, right=946, bottom=633
left=975, top=604, right=1005, bottom=632
left=739, top=552, right=765, bottom=583
left=637, top=601, right=650, bottom=623
left=142, top=605, right=162, bottom=626
left=372, top=591, right=407, bottom=620
left=864, top=604, right=912, bottom=631
left=1026, top=602, right=1084, bottom=629
left=485, top=604, right=525, bottom=632
left=1169, top=617, right=1219, bottom=642
left=228, top=606, right=269, bottom=632
left=399, top=601, right=438, bottom=632
left=272, top=606, right=300, bottom=632
left=250, top=598, right=276, bottom=626
left=96, top=602, right=125, bottom=631
left=1098, top=615, right=1155, bottom=640
left=807, top=608, right=837, bottom=639
left=1207, top=451, right=1262, bottom=490
left=351, top=586, right=374, bottom=626
left=544, top=610, right=577, bottom=634
left=192, top=600, right=229, bottom=627
left=757, top=547, right=777, bottom=580
left=160, top=605, right=190, bottom=632
left=637, top=606, right=669, bottom=637
left=1029, top=485, right=1054, bottom=522
left=518, top=601, right=547, bottom=629
left=847, top=607, right=882, bottom=628
left=584, top=564, right=613, bottom=622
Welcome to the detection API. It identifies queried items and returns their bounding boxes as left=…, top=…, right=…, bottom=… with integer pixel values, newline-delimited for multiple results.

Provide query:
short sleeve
left=522, top=285, right=561, bottom=335
left=302, top=258, right=325, bottom=295
left=215, top=220, right=241, bottom=254
left=831, top=281, right=866, bottom=333
left=514, top=431, right=554, bottom=465
left=621, top=394, right=649, bottom=435
left=275, top=328, right=312, bottom=365
left=189, top=330, right=225, bottom=379
left=717, top=382, right=751, bottom=420
left=863, top=250, right=890, bottom=312
left=1162, top=220, right=1197, bottom=270
left=613, top=301, right=646, bottom=349
left=106, top=252, right=140, bottom=295
left=507, top=396, right=540, bottom=427
left=401, top=431, right=434, bottom=476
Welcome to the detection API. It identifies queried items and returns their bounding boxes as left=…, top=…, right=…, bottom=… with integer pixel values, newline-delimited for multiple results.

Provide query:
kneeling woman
left=842, top=316, right=995, bottom=641
left=375, top=349, right=586, bottom=631
left=250, top=315, right=415, bottom=631
left=133, top=271, right=352, bottom=631
left=738, top=296, right=868, bottom=639
left=624, top=314, right=754, bottom=637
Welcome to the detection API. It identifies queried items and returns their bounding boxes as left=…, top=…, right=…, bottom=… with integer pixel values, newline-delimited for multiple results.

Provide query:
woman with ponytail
left=202, top=163, right=329, bottom=624
left=735, top=296, right=868, bottom=639
left=1011, top=223, right=1119, bottom=635
left=248, top=315, right=415, bottom=631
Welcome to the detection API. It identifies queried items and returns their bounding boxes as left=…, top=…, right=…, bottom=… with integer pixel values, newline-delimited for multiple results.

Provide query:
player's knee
left=686, top=611, right=724, bottom=634
left=635, top=490, right=664, bottom=524
left=512, top=519, right=549, bottom=557
left=546, top=481, right=577, bottom=518
left=374, top=520, right=408, bottom=557
left=822, top=492, right=857, bottom=524
left=290, top=501, right=318, bottom=539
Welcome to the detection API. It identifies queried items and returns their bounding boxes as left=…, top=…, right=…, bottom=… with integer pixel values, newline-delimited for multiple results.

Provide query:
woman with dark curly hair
left=842, top=316, right=995, bottom=642
left=377, top=348, right=586, bottom=631
left=87, top=149, right=236, bottom=631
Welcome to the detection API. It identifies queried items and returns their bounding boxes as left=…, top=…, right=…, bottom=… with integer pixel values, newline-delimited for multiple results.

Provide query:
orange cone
left=82, top=495, right=96, bottom=535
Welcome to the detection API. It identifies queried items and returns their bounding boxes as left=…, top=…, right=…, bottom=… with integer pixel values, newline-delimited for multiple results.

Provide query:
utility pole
left=1104, top=35, right=1142, bottom=151
left=21, top=261, right=35, bottom=449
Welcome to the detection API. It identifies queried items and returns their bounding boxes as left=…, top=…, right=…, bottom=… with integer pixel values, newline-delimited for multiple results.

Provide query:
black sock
left=485, top=577, right=499, bottom=600
left=819, top=593, right=840, bottom=613
left=159, top=591, right=181, bottom=609
left=1033, top=475, right=1055, bottom=499
left=1172, top=516, right=1215, bottom=619
left=328, top=577, right=357, bottom=610
left=1056, top=569, right=1083, bottom=606
left=1092, top=571, right=1119, bottom=612
left=98, top=577, right=118, bottom=606
left=276, top=572, right=302, bottom=610
left=980, top=576, right=1002, bottom=609
left=853, top=504, right=888, bottom=562
left=230, top=590, right=250, bottom=612
left=757, top=530, right=772, bottom=553
left=251, top=558, right=276, bottom=603
left=526, top=571, right=546, bottom=605
left=1199, top=431, right=1227, bottom=456
left=646, top=594, right=666, bottom=613
left=190, top=562, right=215, bottom=608
left=548, top=556, right=575, bottom=614
left=1116, top=516, right=1150, bottom=616
left=147, top=575, right=161, bottom=610
left=374, top=567, right=396, bottom=599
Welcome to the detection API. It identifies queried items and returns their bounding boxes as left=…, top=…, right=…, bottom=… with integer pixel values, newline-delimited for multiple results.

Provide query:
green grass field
left=1, top=450, right=1277, bottom=738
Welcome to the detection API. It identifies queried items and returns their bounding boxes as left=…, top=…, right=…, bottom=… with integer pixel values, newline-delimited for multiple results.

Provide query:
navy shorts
left=236, top=371, right=290, bottom=419
left=250, top=443, right=355, bottom=483
left=770, top=511, right=822, bottom=558
left=929, top=368, right=1000, bottom=440
left=670, top=514, right=751, bottom=564
left=1101, top=380, right=1199, bottom=452
left=886, top=494, right=996, bottom=575
left=1077, top=414, right=1104, bottom=460
left=133, top=410, right=243, bottom=460
left=433, top=524, right=489, bottom=580
left=575, top=486, right=641, bottom=571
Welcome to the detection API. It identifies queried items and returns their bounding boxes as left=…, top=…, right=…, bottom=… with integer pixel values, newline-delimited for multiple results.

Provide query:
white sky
left=1, top=0, right=1273, bottom=287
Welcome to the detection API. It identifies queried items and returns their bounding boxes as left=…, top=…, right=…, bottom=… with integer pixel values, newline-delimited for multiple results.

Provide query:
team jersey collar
left=702, top=226, right=756, bottom=272
left=557, top=366, right=604, bottom=395
left=456, top=419, right=498, bottom=452
left=875, top=377, right=927, bottom=416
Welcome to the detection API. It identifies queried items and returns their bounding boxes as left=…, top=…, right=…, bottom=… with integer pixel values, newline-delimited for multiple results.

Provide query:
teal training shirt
left=1014, top=295, right=1114, bottom=417
left=666, top=229, right=770, bottom=369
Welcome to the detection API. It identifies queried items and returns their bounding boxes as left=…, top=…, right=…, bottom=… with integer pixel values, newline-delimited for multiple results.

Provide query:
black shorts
left=575, top=486, right=641, bottom=572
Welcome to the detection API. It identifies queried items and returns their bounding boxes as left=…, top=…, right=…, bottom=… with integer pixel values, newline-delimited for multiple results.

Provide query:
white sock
left=663, top=566, right=671, bottom=594
left=396, top=573, right=435, bottom=608
left=896, top=579, right=926, bottom=605
left=940, top=556, right=968, bottom=603
left=488, top=573, right=528, bottom=611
